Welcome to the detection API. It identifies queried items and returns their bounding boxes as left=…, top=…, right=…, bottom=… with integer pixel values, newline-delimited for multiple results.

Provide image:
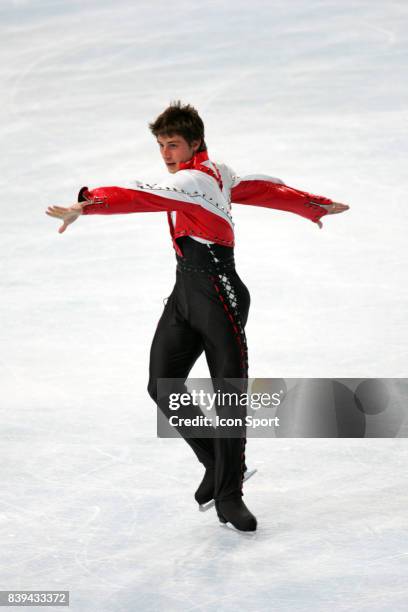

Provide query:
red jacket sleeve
left=78, top=184, right=200, bottom=216
left=230, top=176, right=331, bottom=223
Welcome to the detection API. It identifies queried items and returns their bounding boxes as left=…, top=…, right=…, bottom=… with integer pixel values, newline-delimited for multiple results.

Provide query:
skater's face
left=157, top=134, right=200, bottom=173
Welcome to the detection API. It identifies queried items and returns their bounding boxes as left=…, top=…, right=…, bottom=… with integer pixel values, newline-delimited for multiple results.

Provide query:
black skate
left=196, top=468, right=257, bottom=511
left=215, top=495, right=257, bottom=532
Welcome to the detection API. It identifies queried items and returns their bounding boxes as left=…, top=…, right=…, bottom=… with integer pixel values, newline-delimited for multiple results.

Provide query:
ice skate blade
left=217, top=509, right=257, bottom=533
left=219, top=521, right=257, bottom=535
left=243, top=468, right=257, bottom=482
left=198, top=500, right=215, bottom=512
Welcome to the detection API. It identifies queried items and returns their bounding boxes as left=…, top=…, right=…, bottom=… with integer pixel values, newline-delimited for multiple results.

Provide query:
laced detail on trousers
left=206, top=245, right=249, bottom=493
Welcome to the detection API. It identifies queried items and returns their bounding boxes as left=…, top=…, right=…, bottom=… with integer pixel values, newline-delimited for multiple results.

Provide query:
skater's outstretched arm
left=230, top=173, right=349, bottom=227
left=45, top=171, right=225, bottom=233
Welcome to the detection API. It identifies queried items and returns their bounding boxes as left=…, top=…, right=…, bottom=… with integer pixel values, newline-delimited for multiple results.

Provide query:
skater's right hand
left=45, top=202, right=84, bottom=234
left=315, top=201, right=350, bottom=229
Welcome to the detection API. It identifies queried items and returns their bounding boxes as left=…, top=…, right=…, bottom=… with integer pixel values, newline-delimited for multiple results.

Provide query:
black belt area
left=175, top=236, right=236, bottom=274
left=176, top=258, right=236, bottom=274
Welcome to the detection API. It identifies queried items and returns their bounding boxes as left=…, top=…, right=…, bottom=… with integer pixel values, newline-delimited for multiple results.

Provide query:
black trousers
left=147, top=237, right=251, bottom=501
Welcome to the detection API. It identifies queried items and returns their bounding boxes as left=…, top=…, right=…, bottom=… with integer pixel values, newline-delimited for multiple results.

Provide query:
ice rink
left=1, top=0, right=408, bottom=610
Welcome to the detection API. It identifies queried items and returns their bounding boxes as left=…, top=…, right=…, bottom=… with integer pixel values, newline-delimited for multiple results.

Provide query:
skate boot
left=215, top=494, right=257, bottom=532
left=194, top=467, right=215, bottom=505
left=195, top=467, right=258, bottom=508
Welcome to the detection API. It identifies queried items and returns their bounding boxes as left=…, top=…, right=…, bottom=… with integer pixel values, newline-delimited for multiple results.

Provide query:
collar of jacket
left=179, top=150, right=223, bottom=190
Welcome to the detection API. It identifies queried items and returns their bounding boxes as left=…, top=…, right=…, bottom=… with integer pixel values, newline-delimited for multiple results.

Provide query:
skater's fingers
left=46, top=210, right=64, bottom=219
left=46, top=207, right=62, bottom=216
left=330, top=202, right=349, bottom=213
left=48, top=205, right=71, bottom=213
left=47, top=208, right=78, bottom=221
left=321, top=202, right=350, bottom=215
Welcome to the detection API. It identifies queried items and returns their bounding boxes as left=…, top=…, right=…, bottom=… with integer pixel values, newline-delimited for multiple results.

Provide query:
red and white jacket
left=79, top=151, right=331, bottom=257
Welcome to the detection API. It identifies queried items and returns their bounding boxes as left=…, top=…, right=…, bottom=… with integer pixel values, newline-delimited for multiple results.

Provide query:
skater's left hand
left=315, top=201, right=349, bottom=229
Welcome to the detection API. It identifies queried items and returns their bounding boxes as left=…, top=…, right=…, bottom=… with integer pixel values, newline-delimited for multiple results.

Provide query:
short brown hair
left=148, top=101, right=207, bottom=152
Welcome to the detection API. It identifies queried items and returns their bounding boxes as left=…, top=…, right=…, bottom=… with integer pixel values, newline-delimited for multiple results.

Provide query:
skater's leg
left=188, top=266, right=256, bottom=530
left=189, top=265, right=251, bottom=502
left=147, top=286, right=215, bottom=468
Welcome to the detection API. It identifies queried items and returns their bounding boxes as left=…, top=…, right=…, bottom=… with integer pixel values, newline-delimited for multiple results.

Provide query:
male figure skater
left=46, top=102, right=349, bottom=531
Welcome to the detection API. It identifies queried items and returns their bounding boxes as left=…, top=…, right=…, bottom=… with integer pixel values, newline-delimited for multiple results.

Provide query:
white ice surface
left=1, top=0, right=408, bottom=610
